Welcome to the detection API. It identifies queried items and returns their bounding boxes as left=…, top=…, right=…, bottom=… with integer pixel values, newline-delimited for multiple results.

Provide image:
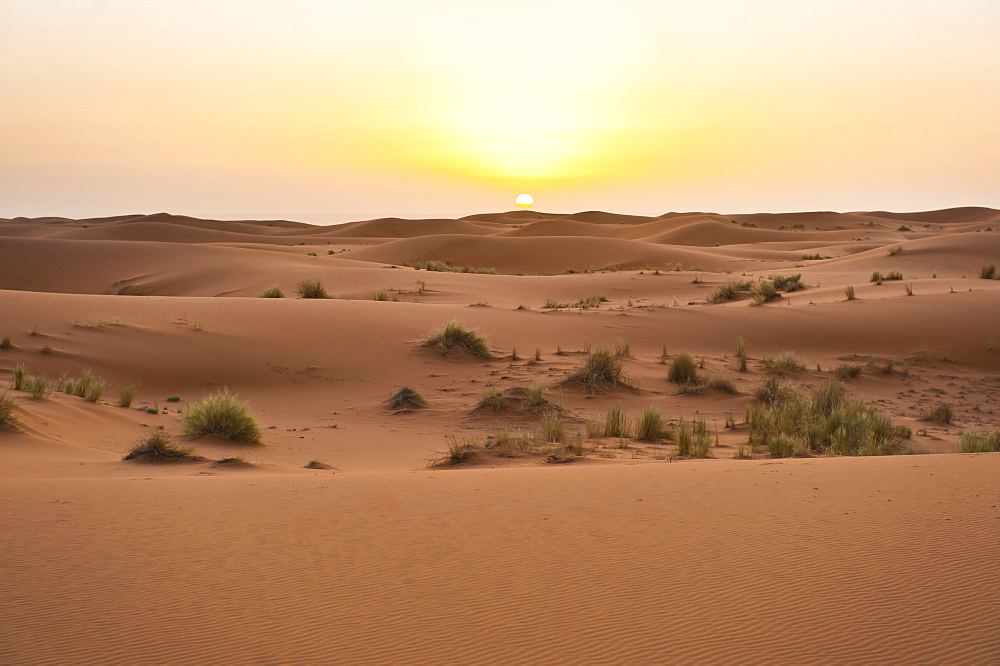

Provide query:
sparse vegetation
left=0, top=392, right=20, bottom=431
left=296, top=278, right=329, bottom=299
left=835, top=364, right=863, bottom=380
left=706, top=279, right=752, bottom=304
left=0, top=336, right=10, bottom=350
left=124, top=429, right=199, bottom=463
left=844, top=285, right=856, bottom=300
left=372, top=290, right=398, bottom=302
left=118, top=383, right=138, bottom=408
left=800, top=254, right=831, bottom=261
left=887, top=245, right=903, bottom=256
left=61, top=370, right=106, bottom=403
left=705, top=373, right=737, bottom=393
left=476, top=390, right=508, bottom=412
left=25, top=374, right=52, bottom=400
left=611, top=337, right=630, bottom=357
left=538, top=413, right=565, bottom=443
left=525, top=382, right=547, bottom=410
left=305, top=460, right=334, bottom=469
left=735, top=337, right=748, bottom=372
left=956, top=429, right=1000, bottom=453
left=920, top=404, right=953, bottom=424
left=385, top=386, right=427, bottom=410
left=904, top=283, right=913, bottom=296
left=604, top=405, right=631, bottom=438
left=544, top=293, right=609, bottom=309
left=406, top=260, right=495, bottom=274
left=422, top=321, right=494, bottom=359
left=635, top=407, right=666, bottom=442
left=11, top=364, right=26, bottom=390
left=750, top=280, right=780, bottom=305
left=181, top=390, right=262, bottom=444
left=752, top=377, right=786, bottom=405
left=769, top=274, right=806, bottom=292
left=430, top=435, right=480, bottom=466
left=668, top=352, right=698, bottom=385
left=567, top=347, right=631, bottom=391
left=762, top=352, right=806, bottom=375
left=979, top=265, right=996, bottom=280
left=258, top=285, right=284, bottom=298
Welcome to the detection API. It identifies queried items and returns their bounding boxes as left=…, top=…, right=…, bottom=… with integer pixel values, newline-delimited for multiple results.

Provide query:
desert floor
left=1, top=207, right=999, bottom=663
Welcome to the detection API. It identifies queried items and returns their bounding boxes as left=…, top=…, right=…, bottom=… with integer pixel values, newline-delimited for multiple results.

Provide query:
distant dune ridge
left=1, top=206, right=998, bottom=664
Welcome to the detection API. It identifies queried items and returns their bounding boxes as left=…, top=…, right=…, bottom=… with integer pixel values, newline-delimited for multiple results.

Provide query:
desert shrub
left=544, top=293, right=608, bottom=309
left=634, top=407, right=666, bottom=442
left=406, top=261, right=496, bottom=274
left=61, top=370, right=105, bottom=402
left=386, top=386, right=427, bottom=409
left=692, top=420, right=712, bottom=458
left=845, top=285, right=856, bottom=300
left=123, top=429, right=198, bottom=463
left=885, top=271, right=903, bottom=281
left=181, top=390, right=262, bottom=444
left=604, top=405, right=631, bottom=438
left=116, top=283, right=144, bottom=296
left=750, top=280, right=780, bottom=305
left=118, top=383, right=139, bottom=408
left=538, top=413, right=565, bottom=443
left=734, top=337, right=748, bottom=372
left=430, top=435, right=480, bottom=466
left=258, top=285, right=284, bottom=298
left=956, top=429, right=1000, bottom=453
left=980, top=265, right=996, bottom=280
left=706, top=279, right=753, bottom=304
left=296, top=278, right=329, bottom=299
left=0, top=392, right=19, bottom=431
left=668, top=352, right=698, bottom=385
left=525, top=382, right=547, bottom=410
left=800, top=254, right=831, bottom=260
left=904, top=283, right=913, bottom=296
left=422, top=321, right=494, bottom=359
left=25, top=374, right=52, bottom=400
left=762, top=352, right=806, bottom=375
left=835, top=364, right=863, bottom=380
left=746, top=381, right=902, bottom=457
left=920, top=403, right=953, bottom=424
left=769, top=274, right=806, bottom=292
left=372, top=290, right=398, bottom=302
left=870, top=270, right=882, bottom=283
left=11, top=363, right=26, bottom=390
left=887, top=245, right=903, bottom=256
left=476, top=390, right=508, bottom=412
left=675, top=419, right=692, bottom=457
left=705, top=373, right=737, bottom=393
left=568, top=347, right=630, bottom=390
left=305, top=460, right=334, bottom=469
left=0, top=336, right=10, bottom=350
left=611, top=337, right=630, bottom=357
left=752, top=377, right=785, bottom=405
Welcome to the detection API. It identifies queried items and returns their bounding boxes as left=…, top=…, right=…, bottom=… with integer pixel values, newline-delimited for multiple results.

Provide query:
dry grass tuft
left=0, top=392, right=20, bottom=431
left=920, top=403, right=953, bottom=424
left=634, top=406, right=667, bottom=442
left=385, top=386, right=427, bottom=410
left=834, top=364, right=863, bottom=380
left=476, top=390, right=508, bottom=412
left=762, top=352, right=806, bottom=375
left=604, top=405, right=631, bottom=438
left=296, top=278, right=329, bottom=299
left=258, top=285, right=284, bottom=298
left=305, top=459, right=334, bottom=470
left=181, top=390, right=263, bottom=444
left=957, top=429, right=1000, bottom=453
left=422, top=321, right=494, bottom=359
left=567, top=347, right=631, bottom=391
left=118, top=383, right=139, bottom=408
left=735, top=337, right=748, bottom=372
left=124, top=429, right=201, bottom=463
left=668, top=351, right=699, bottom=385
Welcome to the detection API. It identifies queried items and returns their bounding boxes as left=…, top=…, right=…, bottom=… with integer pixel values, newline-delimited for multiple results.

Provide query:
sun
left=515, top=193, right=534, bottom=209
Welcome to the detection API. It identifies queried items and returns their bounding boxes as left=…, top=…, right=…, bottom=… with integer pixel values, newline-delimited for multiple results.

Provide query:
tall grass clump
left=538, top=413, right=565, bottom=443
left=568, top=347, right=630, bottom=391
left=746, top=379, right=904, bottom=457
left=675, top=418, right=692, bottom=457
left=0, top=336, right=10, bottom=350
left=25, top=374, right=53, bottom=400
left=422, top=321, right=494, bottom=359
left=11, top=363, right=26, bottom=390
left=181, top=390, right=262, bottom=444
left=430, top=435, right=480, bottom=466
left=634, top=406, right=666, bottom=442
left=706, top=279, right=752, bottom=304
left=705, top=373, right=738, bottom=393
left=835, top=364, right=863, bottom=380
left=762, top=352, right=806, bottom=375
left=980, top=265, right=997, bottom=280
left=0, top=392, right=19, bottom=431
left=525, top=382, right=547, bottom=410
left=769, top=274, right=806, bottom=292
left=603, top=405, right=631, bottom=438
left=258, top=285, right=284, bottom=298
left=118, top=383, right=139, bottom=408
left=692, top=420, right=713, bottom=458
left=747, top=280, right=778, bottom=306
left=735, top=337, right=748, bottom=372
left=920, top=403, right=953, bottom=424
left=956, top=429, right=1000, bottom=453
left=123, top=429, right=199, bottom=463
left=752, top=377, right=785, bottom=405
left=844, top=285, right=856, bottom=300
left=887, top=245, right=903, bottom=256
left=296, top=278, right=329, bottom=299
left=668, top=351, right=698, bottom=385
left=62, top=370, right=105, bottom=402
left=476, top=390, right=508, bottom=412
left=386, top=386, right=427, bottom=409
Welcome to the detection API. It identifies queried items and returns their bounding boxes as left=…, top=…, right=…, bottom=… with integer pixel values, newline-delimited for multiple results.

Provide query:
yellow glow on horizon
left=515, top=193, right=533, bottom=208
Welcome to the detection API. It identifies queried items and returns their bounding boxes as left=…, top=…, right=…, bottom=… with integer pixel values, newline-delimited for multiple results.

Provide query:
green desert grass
left=750, top=280, right=780, bottom=305
left=123, top=429, right=200, bottom=463
left=525, top=382, right=547, bottom=410
left=118, top=383, right=139, bottom=408
left=762, top=352, right=806, bottom=375
left=835, top=364, right=863, bottom=380
left=956, top=429, right=1000, bottom=453
left=181, top=390, right=263, bottom=444
left=769, top=274, right=806, bottom=292
left=60, top=370, right=106, bottom=403
left=0, top=392, right=20, bottom=431
left=422, top=321, right=494, bottom=359
left=476, top=390, right=508, bottom=412
left=11, top=363, right=26, bottom=390
left=752, top=377, right=786, bottom=405
left=258, top=285, right=284, bottom=298
left=603, top=405, right=631, bottom=438
left=296, top=278, right=329, bottom=299
left=668, top=351, right=698, bottom=385
left=634, top=406, right=666, bottom=442
left=385, top=386, right=427, bottom=409
left=704, top=373, right=738, bottom=393
left=705, top=279, right=752, bottom=304
left=746, top=379, right=907, bottom=457
left=25, top=374, right=52, bottom=400
left=920, top=403, right=953, bottom=424
left=567, top=347, right=631, bottom=391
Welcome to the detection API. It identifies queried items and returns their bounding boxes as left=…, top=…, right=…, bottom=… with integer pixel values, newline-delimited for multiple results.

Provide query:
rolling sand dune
left=1, top=206, right=998, bottom=664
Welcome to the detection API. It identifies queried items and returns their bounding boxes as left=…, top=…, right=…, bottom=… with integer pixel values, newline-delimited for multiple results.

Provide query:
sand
left=1, top=207, right=999, bottom=663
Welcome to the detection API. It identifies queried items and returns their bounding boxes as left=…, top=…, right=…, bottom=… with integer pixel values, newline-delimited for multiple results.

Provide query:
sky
left=1, top=0, right=998, bottom=222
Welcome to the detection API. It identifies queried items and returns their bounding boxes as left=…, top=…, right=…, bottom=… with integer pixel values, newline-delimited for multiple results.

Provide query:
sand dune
left=1, top=205, right=998, bottom=664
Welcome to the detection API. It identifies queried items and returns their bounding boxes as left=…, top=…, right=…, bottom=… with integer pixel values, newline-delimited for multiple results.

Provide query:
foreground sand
left=1, top=208, right=999, bottom=663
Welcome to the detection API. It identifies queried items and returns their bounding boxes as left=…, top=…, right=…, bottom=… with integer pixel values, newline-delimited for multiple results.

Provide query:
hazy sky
left=2, top=0, right=998, bottom=221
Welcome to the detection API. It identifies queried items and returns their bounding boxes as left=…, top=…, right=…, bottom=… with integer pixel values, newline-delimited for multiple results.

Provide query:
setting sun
left=515, top=193, right=534, bottom=208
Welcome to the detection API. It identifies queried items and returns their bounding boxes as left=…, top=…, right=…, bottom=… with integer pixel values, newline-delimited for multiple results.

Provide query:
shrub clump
left=762, top=352, right=806, bottom=375
left=180, top=390, right=262, bottom=444
left=706, top=279, right=752, bottom=304
left=422, top=321, right=494, bottom=359
left=296, top=279, right=329, bottom=299
left=604, top=405, right=631, bottom=438
left=634, top=407, right=666, bottom=442
left=61, top=370, right=106, bottom=403
left=406, top=260, right=496, bottom=274
left=834, top=364, right=863, bottom=380
left=980, top=265, right=996, bottom=280
left=386, top=386, right=427, bottom=410
left=258, top=285, right=284, bottom=298
left=920, top=403, right=953, bottom=424
left=0, top=392, right=20, bottom=431
left=769, top=274, right=806, bottom=292
left=118, top=383, right=139, bottom=408
left=567, top=347, right=631, bottom=391
left=735, top=337, right=748, bottom=372
left=124, top=429, right=200, bottom=463
left=476, top=390, right=508, bottom=412
left=668, top=351, right=699, bottom=385
left=957, top=429, right=1000, bottom=453
left=0, top=336, right=11, bottom=350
